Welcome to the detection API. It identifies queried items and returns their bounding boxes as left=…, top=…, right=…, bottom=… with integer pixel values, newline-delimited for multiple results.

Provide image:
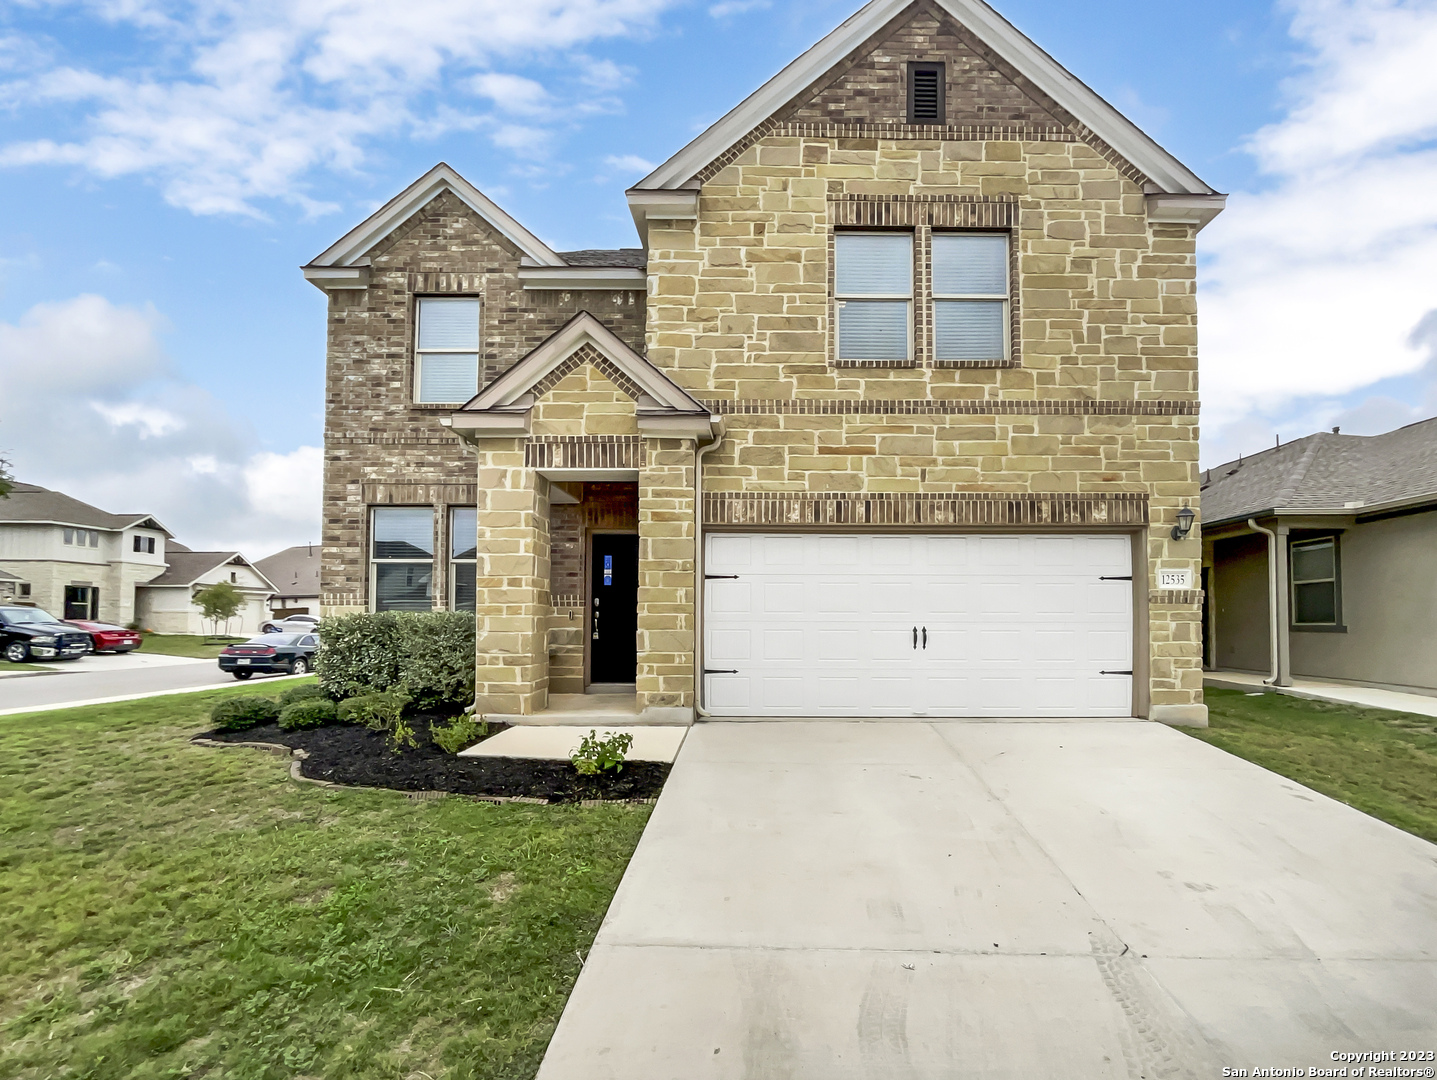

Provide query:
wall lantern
left=1171, top=504, right=1196, bottom=541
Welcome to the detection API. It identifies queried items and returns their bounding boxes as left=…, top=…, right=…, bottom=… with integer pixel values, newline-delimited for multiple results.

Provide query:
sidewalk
left=1204, top=670, right=1437, bottom=718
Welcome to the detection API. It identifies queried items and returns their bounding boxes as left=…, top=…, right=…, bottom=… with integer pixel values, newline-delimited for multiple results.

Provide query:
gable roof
left=446, top=312, right=718, bottom=442
left=0, top=482, right=172, bottom=536
left=635, top=0, right=1217, bottom=196
left=143, top=552, right=276, bottom=591
left=1202, top=417, right=1437, bottom=527
left=254, top=545, right=322, bottom=598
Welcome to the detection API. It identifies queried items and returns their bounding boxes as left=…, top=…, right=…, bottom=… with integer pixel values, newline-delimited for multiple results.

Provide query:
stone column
left=637, top=437, right=696, bottom=721
left=472, top=440, right=551, bottom=716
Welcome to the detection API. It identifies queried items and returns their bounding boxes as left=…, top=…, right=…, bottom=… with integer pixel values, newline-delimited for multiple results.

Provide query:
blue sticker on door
left=603, top=554, right=612, bottom=586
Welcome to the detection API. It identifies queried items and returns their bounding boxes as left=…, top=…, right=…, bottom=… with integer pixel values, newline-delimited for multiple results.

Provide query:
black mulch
left=194, top=717, right=670, bottom=803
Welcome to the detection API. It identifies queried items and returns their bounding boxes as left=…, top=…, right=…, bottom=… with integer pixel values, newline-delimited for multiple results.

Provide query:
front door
left=590, top=534, right=638, bottom=685
left=64, top=586, right=98, bottom=620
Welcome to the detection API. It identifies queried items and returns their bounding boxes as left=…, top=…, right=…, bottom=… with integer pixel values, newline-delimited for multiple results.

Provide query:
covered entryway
left=704, top=533, right=1133, bottom=717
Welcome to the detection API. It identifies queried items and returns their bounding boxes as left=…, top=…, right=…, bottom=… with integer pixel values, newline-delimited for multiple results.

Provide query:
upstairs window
left=372, top=507, right=434, bottom=612
left=64, top=528, right=99, bottom=547
left=933, top=233, right=1010, bottom=362
left=133, top=535, right=156, bottom=554
left=835, top=232, right=912, bottom=363
left=907, top=62, right=945, bottom=124
left=1291, top=537, right=1341, bottom=627
left=415, top=297, right=480, bottom=404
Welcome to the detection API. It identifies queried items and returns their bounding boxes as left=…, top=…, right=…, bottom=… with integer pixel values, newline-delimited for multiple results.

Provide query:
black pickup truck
left=1, top=606, right=92, bottom=662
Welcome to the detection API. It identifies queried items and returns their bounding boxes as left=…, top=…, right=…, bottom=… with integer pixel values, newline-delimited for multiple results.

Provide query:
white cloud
left=1200, top=0, right=1437, bottom=463
left=603, top=152, right=655, bottom=174
left=708, top=0, right=769, bottom=17
left=0, top=294, right=321, bottom=556
left=0, top=0, right=678, bottom=215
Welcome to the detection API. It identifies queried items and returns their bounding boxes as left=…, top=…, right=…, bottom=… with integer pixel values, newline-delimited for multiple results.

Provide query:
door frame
left=585, top=528, right=640, bottom=689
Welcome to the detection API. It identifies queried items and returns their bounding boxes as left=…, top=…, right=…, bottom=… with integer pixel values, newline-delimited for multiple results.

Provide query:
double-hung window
left=371, top=507, right=434, bottom=611
left=450, top=507, right=477, bottom=613
left=414, top=297, right=480, bottom=404
left=1291, top=537, right=1341, bottom=627
left=835, top=232, right=913, bottom=363
left=933, top=232, right=1009, bottom=362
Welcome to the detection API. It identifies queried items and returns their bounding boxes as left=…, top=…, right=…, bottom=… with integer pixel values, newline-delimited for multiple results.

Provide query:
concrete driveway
left=537, top=720, right=1437, bottom=1079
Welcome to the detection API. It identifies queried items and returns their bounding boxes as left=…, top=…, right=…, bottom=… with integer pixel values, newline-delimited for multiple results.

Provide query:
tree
left=0, top=450, right=12, bottom=500
left=193, top=581, right=244, bottom=638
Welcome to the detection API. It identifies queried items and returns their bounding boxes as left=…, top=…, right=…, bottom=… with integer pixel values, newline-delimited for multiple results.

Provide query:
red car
left=64, top=620, right=143, bottom=653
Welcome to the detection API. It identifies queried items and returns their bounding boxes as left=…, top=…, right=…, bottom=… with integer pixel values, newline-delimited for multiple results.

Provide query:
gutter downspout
left=692, top=421, right=724, bottom=720
left=1247, top=518, right=1280, bottom=686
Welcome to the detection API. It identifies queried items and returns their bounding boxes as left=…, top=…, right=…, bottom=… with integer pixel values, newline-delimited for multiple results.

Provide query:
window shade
left=418, top=353, right=479, bottom=403
left=374, top=564, right=433, bottom=611
left=838, top=300, right=910, bottom=361
left=418, top=297, right=480, bottom=349
left=932, top=233, right=1008, bottom=295
left=373, top=507, right=434, bottom=559
left=835, top=233, right=912, bottom=295
left=935, top=300, right=1005, bottom=361
left=450, top=507, right=477, bottom=560
left=1291, top=541, right=1334, bottom=582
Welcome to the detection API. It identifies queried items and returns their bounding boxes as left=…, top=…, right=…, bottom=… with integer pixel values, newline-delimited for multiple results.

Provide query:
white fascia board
left=1146, top=193, right=1227, bottom=231
left=636, top=413, right=722, bottom=440
left=306, top=162, right=564, bottom=270
left=517, top=266, right=646, bottom=291
left=448, top=411, right=532, bottom=437
left=302, top=265, right=372, bottom=292
left=638, top=0, right=1216, bottom=196
left=625, top=189, right=700, bottom=247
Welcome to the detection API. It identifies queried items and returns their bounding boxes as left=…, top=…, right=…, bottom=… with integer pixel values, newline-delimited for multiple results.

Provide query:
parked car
left=0, top=606, right=93, bottom=662
left=218, top=632, right=320, bottom=679
left=260, top=614, right=320, bottom=634
left=63, top=619, right=143, bottom=654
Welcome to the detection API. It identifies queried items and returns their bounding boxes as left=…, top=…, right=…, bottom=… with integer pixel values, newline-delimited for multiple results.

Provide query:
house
left=254, top=545, right=322, bottom=617
left=306, top=0, right=1223, bottom=724
left=0, top=481, right=172, bottom=624
left=0, top=568, right=27, bottom=603
left=1201, top=418, right=1437, bottom=695
left=135, top=549, right=277, bottom=635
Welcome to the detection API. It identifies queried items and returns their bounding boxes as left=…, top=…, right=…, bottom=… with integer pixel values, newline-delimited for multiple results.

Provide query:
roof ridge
left=1270, top=434, right=1328, bottom=507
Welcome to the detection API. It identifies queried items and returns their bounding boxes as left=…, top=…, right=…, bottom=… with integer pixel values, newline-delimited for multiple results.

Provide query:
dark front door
left=64, top=586, right=97, bottom=620
left=590, top=534, right=638, bottom=684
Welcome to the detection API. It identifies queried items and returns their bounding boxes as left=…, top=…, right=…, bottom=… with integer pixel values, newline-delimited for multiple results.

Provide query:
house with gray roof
left=136, top=551, right=276, bottom=635
left=1201, top=417, right=1437, bottom=694
left=254, top=544, right=321, bottom=618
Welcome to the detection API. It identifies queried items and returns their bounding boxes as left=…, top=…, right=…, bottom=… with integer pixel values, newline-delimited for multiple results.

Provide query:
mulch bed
left=194, top=718, right=670, bottom=803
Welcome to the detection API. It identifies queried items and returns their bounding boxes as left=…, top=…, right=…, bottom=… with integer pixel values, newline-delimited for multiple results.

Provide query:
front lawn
left=1191, top=688, right=1437, bottom=844
left=0, top=689, right=652, bottom=1079
left=135, top=633, right=247, bottom=658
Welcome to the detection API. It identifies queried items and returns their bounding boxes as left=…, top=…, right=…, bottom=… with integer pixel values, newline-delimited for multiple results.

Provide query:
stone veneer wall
left=320, top=193, right=644, bottom=614
left=644, top=131, right=1204, bottom=716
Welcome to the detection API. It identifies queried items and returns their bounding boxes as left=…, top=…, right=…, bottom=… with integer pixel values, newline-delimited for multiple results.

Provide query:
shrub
left=570, top=730, right=634, bottom=776
left=316, top=610, right=475, bottom=709
left=277, top=699, right=339, bottom=730
left=431, top=713, right=486, bottom=754
left=338, top=691, right=416, bottom=752
left=278, top=683, right=328, bottom=707
left=210, top=696, right=281, bottom=732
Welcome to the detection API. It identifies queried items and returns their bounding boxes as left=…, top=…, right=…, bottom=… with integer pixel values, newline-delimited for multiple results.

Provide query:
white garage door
left=703, top=533, right=1133, bottom=718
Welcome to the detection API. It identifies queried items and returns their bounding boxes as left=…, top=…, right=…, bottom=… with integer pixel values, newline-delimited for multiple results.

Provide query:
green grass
left=1191, top=688, right=1437, bottom=844
left=135, top=633, right=247, bottom=659
left=0, top=688, right=652, bottom=1079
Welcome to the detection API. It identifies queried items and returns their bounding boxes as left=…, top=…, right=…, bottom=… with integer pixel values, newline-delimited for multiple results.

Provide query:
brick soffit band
left=704, top=491, right=1149, bottom=527
left=699, top=399, right=1198, bottom=416
left=525, top=436, right=646, bottom=470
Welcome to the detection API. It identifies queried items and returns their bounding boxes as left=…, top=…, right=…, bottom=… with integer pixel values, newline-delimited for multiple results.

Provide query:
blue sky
left=1, top=0, right=1434, bottom=553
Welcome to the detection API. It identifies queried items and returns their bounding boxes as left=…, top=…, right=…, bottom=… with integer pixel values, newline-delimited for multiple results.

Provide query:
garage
left=703, top=533, right=1134, bottom=718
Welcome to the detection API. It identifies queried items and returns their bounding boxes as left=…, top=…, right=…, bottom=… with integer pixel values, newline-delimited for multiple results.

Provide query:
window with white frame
left=1291, top=537, right=1341, bottom=627
left=834, top=232, right=912, bottom=363
left=932, top=232, right=1009, bottom=362
left=371, top=507, right=434, bottom=611
left=450, top=507, right=476, bottom=612
left=414, top=297, right=481, bottom=404
left=63, top=528, right=99, bottom=547
left=133, top=535, right=156, bottom=554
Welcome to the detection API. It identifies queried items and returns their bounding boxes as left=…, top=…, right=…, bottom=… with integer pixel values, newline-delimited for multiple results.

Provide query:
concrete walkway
left=458, top=724, right=688, bottom=762
left=537, top=720, right=1437, bottom=1079
left=1206, top=669, right=1437, bottom=718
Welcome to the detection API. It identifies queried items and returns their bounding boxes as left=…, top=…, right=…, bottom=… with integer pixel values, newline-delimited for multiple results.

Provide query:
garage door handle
left=1099, top=669, right=1133, bottom=676
left=704, top=668, right=738, bottom=675
left=912, top=626, right=918, bottom=649
left=1099, top=575, right=1133, bottom=581
left=922, top=626, right=927, bottom=649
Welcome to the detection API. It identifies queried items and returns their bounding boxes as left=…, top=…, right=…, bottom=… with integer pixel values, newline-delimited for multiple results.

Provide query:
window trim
left=448, top=505, right=477, bottom=613
left=832, top=229, right=916, bottom=368
left=931, top=230, right=1012, bottom=365
left=906, top=61, right=946, bottom=125
left=413, top=296, right=482, bottom=406
left=1290, top=534, right=1346, bottom=632
left=369, top=506, right=437, bottom=613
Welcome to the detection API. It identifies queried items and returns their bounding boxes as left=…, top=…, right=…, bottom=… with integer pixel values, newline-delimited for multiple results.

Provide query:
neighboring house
left=0, top=567, right=28, bottom=603
left=136, top=551, right=277, bottom=635
left=306, top=0, right=1222, bottom=723
left=1201, top=418, right=1437, bottom=695
left=254, top=545, right=322, bottom=617
left=0, top=482, right=172, bottom=624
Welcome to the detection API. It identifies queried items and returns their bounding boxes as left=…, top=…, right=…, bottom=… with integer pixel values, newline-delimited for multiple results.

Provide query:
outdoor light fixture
left=1171, top=504, right=1196, bottom=541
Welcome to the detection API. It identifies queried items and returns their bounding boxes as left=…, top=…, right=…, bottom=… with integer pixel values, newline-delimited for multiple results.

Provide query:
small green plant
left=277, top=699, right=338, bottom=730
left=431, top=713, right=487, bottom=754
left=209, top=696, right=281, bottom=732
left=278, top=683, right=327, bottom=707
left=338, top=691, right=415, bottom=752
left=570, top=730, right=635, bottom=777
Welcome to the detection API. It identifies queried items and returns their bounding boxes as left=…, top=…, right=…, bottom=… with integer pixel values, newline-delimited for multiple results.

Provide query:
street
left=0, top=651, right=297, bottom=715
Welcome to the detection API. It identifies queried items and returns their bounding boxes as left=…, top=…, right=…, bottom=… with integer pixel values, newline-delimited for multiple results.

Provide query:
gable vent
left=908, top=63, right=945, bottom=124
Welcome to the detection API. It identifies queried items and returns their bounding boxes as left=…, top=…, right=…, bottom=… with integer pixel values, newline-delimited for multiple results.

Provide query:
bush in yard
left=570, top=730, right=634, bottom=776
left=338, top=691, right=416, bottom=752
left=277, top=699, right=339, bottom=730
left=278, top=683, right=328, bottom=707
left=209, top=696, right=281, bottom=732
left=431, top=713, right=486, bottom=754
left=316, top=611, right=475, bottom=709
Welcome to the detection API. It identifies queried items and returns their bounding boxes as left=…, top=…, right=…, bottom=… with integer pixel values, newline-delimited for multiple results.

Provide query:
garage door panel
left=869, top=581, right=914, bottom=613
left=817, top=677, right=861, bottom=708
left=763, top=582, right=804, bottom=612
left=710, top=581, right=750, bottom=613
left=761, top=629, right=805, bottom=661
left=759, top=676, right=806, bottom=709
left=817, top=584, right=863, bottom=612
left=707, top=675, right=750, bottom=709
left=818, top=535, right=860, bottom=565
left=817, top=628, right=862, bottom=660
left=709, top=629, right=751, bottom=662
